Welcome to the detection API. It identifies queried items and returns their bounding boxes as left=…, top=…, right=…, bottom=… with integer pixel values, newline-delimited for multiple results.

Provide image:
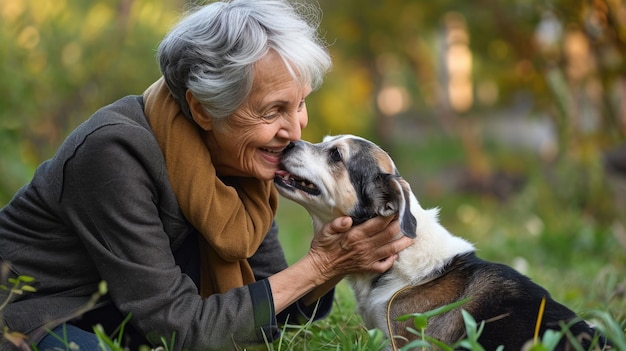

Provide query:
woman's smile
left=259, top=145, right=289, bottom=166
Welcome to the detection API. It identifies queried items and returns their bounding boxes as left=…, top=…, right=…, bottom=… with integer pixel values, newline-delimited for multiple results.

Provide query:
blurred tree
left=314, top=0, right=625, bottom=212
left=0, top=0, right=184, bottom=205
left=1, top=0, right=624, bottom=216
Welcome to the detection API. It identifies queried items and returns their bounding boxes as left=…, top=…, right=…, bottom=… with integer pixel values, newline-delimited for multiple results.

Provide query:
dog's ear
left=372, top=174, right=417, bottom=239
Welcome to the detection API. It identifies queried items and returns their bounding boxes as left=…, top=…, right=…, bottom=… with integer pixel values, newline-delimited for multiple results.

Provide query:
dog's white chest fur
left=346, top=205, right=475, bottom=333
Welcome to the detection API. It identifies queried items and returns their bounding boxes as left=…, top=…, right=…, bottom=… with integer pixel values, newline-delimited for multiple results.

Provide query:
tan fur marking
left=331, top=167, right=358, bottom=216
left=324, top=138, right=361, bottom=216
left=389, top=274, right=468, bottom=347
left=373, top=149, right=395, bottom=174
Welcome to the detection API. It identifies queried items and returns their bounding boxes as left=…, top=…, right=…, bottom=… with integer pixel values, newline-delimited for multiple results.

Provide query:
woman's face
left=202, top=50, right=311, bottom=180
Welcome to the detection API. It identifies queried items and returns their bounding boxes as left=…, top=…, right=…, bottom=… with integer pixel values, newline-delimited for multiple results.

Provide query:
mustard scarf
left=143, top=78, right=278, bottom=297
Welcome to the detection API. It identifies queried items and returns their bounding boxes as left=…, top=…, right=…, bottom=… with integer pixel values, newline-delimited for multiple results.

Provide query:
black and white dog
left=274, top=135, right=610, bottom=350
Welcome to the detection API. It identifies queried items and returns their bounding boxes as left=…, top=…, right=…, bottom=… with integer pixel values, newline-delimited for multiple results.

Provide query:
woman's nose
left=279, top=109, right=308, bottom=140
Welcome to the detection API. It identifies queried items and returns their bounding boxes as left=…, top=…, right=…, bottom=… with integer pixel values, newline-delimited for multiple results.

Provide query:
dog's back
left=389, top=253, right=609, bottom=350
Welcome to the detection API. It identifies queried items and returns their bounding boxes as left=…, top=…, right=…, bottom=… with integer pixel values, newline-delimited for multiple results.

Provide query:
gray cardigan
left=0, top=96, right=332, bottom=350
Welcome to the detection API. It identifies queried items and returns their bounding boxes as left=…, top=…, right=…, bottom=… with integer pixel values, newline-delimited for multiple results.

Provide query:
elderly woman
left=0, top=1, right=411, bottom=350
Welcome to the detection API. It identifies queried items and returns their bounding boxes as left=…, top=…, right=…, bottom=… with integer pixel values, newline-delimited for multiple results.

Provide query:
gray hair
left=157, top=0, right=332, bottom=120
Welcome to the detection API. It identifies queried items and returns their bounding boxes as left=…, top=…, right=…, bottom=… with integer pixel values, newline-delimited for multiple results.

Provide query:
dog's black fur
left=388, top=252, right=610, bottom=350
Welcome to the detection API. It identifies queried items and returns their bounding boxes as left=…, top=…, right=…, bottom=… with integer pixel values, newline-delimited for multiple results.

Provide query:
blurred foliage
left=1, top=0, right=624, bottom=253
left=313, top=0, right=626, bottom=136
left=1, top=0, right=625, bottom=344
left=0, top=0, right=184, bottom=202
left=1, top=0, right=625, bottom=202
left=307, top=0, right=626, bottom=236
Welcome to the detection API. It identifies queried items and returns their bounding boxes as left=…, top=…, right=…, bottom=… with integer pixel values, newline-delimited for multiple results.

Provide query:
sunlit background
left=1, top=0, right=625, bottom=322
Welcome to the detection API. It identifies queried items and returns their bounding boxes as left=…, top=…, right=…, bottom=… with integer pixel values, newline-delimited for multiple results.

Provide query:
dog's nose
left=284, top=140, right=302, bottom=154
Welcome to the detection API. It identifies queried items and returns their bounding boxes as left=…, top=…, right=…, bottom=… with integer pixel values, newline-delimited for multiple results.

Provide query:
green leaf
left=423, top=297, right=472, bottom=318
left=98, top=280, right=108, bottom=295
left=366, top=328, right=387, bottom=347
left=396, top=313, right=420, bottom=322
left=17, top=275, right=35, bottom=283
left=461, top=309, right=477, bottom=334
left=526, top=343, right=549, bottom=351
left=412, top=314, right=429, bottom=330
left=540, top=329, right=563, bottom=350
left=20, top=285, right=36, bottom=292
left=400, top=338, right=431, bottom=350
left=425, top=335, right=455, bottom=351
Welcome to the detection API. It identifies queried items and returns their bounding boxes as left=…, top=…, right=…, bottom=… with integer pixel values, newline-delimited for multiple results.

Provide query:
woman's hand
left=306, top=215, right=414, bottom=284
left=268, top=215, right=413, bottom=311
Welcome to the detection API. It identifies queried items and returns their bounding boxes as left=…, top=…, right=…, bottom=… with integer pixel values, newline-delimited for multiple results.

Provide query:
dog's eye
left=329, top=147, right=342, bottom=163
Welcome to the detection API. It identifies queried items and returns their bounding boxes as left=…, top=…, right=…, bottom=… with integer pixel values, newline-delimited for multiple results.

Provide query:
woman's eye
left=262, top=111, right=280, bottom=120
left=329, top=147, right=342, bottom=163
left=297, top=99, right=306, bottom=111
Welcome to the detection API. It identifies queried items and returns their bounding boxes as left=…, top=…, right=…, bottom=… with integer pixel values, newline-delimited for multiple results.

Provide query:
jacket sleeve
left=58, top=120, right=276, bottom=350
left=249, top=222, right=335, bottom=329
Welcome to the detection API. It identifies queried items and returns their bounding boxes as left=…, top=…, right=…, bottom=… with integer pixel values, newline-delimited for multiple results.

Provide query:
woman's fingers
left=368, top=236, right=414, bottom=273
left=340, top=215, right=400, bottom=250
left=353, top=215, right=396, bottom=237
left=310, top=214, right=414, bottom=278
left=369, top=254, right=398, bottom=273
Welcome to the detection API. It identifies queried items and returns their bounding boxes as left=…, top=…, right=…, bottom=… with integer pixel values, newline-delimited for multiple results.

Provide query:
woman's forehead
left=248, top=52, right=311, bottom=107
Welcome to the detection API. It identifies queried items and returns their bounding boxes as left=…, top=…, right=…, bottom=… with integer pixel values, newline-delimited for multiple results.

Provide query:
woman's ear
left=186, top=89, right=213, bottom=131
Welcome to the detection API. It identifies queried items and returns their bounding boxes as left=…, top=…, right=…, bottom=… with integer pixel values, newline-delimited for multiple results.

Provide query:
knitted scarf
left=143, top=78, right=278, bottom=297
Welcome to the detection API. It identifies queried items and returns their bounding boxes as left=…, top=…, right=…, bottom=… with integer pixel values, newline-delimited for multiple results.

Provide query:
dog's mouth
left=274, top=170, right=321, bottom=196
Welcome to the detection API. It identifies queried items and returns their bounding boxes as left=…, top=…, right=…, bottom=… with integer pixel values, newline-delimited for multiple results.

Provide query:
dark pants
left=37, top=324, right=109, bottom=351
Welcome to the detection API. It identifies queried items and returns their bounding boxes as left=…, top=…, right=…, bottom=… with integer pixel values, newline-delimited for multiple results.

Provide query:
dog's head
left=274, top=135, right=417, bottom=238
